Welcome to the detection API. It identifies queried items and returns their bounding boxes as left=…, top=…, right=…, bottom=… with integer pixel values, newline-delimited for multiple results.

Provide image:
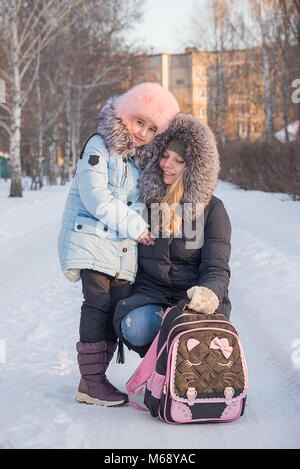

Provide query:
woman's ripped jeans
left=121, top=304, right=164, bottom=347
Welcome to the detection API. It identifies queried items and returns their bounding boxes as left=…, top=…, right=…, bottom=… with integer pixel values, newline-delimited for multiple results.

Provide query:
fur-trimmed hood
left=97, top=96, right=136, bottom=158
left=138, top=113, right=220, bottom=217
left=96, top=89, right=179, bottom=167
left=96, top=96, right=160, bottom=169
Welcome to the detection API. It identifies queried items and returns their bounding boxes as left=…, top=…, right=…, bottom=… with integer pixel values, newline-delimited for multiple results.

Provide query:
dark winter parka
left=114, top=114, right=232, bottom=354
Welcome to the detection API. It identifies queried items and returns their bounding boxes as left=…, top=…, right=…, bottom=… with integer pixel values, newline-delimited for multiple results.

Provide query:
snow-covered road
left=0, top=179, right=299, bottom=449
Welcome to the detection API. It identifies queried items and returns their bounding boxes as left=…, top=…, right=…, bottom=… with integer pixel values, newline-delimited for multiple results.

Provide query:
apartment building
left=137, top=47, right=266, bottom=141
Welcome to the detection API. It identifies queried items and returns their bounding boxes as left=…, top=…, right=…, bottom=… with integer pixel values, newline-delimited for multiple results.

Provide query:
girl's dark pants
left=79, top=269, right=131, bottom=343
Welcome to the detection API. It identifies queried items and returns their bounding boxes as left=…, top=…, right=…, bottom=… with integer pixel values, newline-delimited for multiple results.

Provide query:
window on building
left=196, top=68, right=206, bottom=79
left=176, top=79, right=184, bottom=85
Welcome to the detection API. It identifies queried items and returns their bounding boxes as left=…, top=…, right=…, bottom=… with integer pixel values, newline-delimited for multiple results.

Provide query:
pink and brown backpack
left=126, top=300, right=248, bottom=424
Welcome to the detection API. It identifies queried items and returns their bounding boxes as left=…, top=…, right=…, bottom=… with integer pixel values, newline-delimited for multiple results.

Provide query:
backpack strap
left=125, top=304, right=176, bottom=397
left=126, top=334, right=159, bottom=394
left=79, top=133, right=98, bottom=159
left=125, top=304, right=181, bottom=412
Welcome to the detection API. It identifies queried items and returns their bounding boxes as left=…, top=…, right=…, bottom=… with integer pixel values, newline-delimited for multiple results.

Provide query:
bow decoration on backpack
left=209, top=337, right=233, bottom=359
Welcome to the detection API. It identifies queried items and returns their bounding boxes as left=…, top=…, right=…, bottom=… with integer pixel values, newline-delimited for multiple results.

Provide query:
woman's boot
left=75, top=340, right=128, bottom=406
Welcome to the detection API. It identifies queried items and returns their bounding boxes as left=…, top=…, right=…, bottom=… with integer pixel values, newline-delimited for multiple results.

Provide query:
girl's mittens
left=63, top=269, right=81, bottom=282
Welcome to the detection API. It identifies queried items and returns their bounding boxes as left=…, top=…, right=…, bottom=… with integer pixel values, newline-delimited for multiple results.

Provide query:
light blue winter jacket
left=57, top=98, right=148, bottom=282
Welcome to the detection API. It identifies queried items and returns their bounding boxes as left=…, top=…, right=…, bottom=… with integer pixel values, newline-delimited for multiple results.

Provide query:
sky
left=129, top=0, right=206, bottom=54
left=128, top=0, right=252, bottom=55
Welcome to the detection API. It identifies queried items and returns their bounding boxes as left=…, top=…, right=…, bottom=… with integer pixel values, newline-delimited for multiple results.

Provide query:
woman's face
left=128, top=116, right=158, bottom=147
left=159, top=149, right=185, bottom=185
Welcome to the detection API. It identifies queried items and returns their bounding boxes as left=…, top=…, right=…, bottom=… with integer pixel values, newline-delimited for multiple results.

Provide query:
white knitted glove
left=187, top=286, right=219, bottom=315
left=63, top=269, right=81, bottom=282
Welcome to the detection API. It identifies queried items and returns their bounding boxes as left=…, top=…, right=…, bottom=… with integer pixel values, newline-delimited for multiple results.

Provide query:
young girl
left=113, top=112, right=232, bottom=358
left=57, top=83, right=179, bottom=406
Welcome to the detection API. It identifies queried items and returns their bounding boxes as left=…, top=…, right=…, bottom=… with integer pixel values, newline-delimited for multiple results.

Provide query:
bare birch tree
left=225, top=0, right=283, bottom=140
left=210, top=0, right=232, bottom=143
left=58, top=0, right=144, bottom=183
left=280, top=0, right=300, bottom=124
left=0, top=0, right=78, bottom=197
left=189, top=0, right=232, bottom=143
left=0, top=0, right=144, bottom=196
left=239, top=0, right=298, bottom=140
left=248, top=1, right=279, bottom=141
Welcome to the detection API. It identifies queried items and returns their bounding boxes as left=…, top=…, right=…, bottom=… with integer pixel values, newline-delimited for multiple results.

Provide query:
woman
left=113, top=113, right=232, bottom=358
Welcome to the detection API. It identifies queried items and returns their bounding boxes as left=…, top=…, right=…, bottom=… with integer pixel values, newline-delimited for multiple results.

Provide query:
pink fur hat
left=115, top=82, right=180, bottom=134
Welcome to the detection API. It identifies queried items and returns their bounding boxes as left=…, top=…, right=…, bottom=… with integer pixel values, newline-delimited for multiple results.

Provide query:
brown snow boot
left=75, top=340, right=128, bottom=406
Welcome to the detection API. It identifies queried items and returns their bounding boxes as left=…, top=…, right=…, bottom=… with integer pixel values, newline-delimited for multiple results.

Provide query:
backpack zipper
left=166, top=318, right=235, bottom=352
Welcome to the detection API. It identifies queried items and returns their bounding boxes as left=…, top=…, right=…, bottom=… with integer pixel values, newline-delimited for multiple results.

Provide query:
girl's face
left=128, top=116, right=158, bottom=147
left=159, top=149, right=185, bottom=185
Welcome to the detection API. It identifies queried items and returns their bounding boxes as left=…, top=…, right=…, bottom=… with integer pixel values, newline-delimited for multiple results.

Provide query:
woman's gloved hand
left=186, top=286, right=219, bottom=315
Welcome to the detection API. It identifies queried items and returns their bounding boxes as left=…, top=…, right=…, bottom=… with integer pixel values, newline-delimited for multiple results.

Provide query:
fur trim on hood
left=96, top=95, right=167, bottom=170
left=97, top=96, right=136, bottom=158
left=138, top=113, right=220, bottom=218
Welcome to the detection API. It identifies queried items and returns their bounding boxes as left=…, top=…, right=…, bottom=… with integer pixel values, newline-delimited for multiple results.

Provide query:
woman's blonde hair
left=158, top=170, right=185, bottom=236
